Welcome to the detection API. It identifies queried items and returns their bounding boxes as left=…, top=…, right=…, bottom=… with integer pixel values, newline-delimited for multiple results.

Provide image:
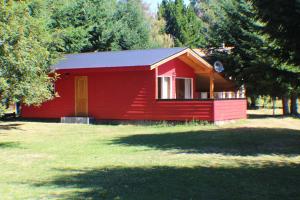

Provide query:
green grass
left=0, top=112, right=300, bottom=200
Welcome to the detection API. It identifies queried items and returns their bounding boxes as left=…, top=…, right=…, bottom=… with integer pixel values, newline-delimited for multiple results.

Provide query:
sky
left=143, top=0, right=190, bottom=13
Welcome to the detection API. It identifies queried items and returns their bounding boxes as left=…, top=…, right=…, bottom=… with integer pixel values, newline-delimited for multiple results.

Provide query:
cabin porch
left=155, top=70, right=247, bottom=122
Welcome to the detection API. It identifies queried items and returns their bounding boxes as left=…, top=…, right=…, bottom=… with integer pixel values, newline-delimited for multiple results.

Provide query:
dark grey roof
left=53, top=47, right=187, bottom=70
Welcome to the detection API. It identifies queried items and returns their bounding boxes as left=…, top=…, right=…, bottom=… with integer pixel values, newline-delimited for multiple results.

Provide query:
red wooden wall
left=157, top=58, right=196, bottom=98
left=213, top=99, right=247, bottom=121
left=88, top=68, right=155, bottom=120
left=152, top=100, right=214, bottom=121
left=21, top=75, right=75, bottom=118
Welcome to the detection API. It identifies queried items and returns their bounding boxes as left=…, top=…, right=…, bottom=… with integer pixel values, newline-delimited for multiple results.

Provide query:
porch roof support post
left=210, top=72, right=214, bottom=99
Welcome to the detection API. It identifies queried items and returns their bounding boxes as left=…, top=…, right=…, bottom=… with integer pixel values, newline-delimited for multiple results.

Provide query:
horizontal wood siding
left=21, top=76, right=75, bottom=118
left=152, top=100, right=214, bottom=121
left=213, top=99, right=247, bottom=121
left=89, top=70, right=155, bottom=120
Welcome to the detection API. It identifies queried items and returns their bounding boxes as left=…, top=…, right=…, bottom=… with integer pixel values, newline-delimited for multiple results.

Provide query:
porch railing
left=200, top=91, right=245, bottom=99
left=155, top=98, right=247, bottom=122
left=157, top=91, right=246, bottom=101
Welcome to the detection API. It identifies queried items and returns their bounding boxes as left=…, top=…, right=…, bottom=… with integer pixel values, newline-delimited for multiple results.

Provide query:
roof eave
left=51, top=65, right=151, bottom=72
left=150, top=48, right=213, bottom=71
left=150, top=47, right=189, bottom=70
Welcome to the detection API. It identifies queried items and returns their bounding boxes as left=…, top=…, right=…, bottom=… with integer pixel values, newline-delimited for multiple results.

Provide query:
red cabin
left=21, top=47, right=247, bottom=123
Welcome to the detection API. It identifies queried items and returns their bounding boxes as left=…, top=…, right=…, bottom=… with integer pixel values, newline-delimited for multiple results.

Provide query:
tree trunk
left=290, top=93, right=299, bottom=116
left=250, top=96, right=257, bottom=109
left=282, top=96, right=290, bottom=115
left=272, top=97, right=276, bottom=116
left=263, top=96, right=268, bottom=108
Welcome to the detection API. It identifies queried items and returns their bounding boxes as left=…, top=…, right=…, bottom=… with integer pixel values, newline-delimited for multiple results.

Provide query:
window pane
left=162, top=77, right=170, bottom=99
left=158, top=77, right=171, bottom=99
left=158, top=77, right=162, bottom=99
left=176, top=79, right=185, bottom=99
left=176, top=78, right=192, bottom=99
left=184, top=79, right=192, bottom=99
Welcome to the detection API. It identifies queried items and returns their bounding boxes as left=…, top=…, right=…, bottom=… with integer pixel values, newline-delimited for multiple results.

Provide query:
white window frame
left=157, top=76, right=172, bottom=99
left=175, top=77, right=193, bottom=99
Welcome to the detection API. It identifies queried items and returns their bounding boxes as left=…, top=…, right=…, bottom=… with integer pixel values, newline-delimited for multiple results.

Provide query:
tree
left=141, top=2, right=174, bottom=48
left=47, top=0, right=160, bottom=53
left=111, top=0, right=152, bottom=50
left=47, top=0, right=115, bottom=53
left=0, top=0, right=59, bottom=116
left=192, top=0, right=300, bottom=113
left=190, top=0, right=229, bottom=47
left=252, top=0, right=300, bottom=115
left=148, top=18, right=174, bottom=48
left=197, top=1, right=270, bottom=90
left=158, top=0, right=206, bottom=47
left=252, top=0, right=300, bottom=68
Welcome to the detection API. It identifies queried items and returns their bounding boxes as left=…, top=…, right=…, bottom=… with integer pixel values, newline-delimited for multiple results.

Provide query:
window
left=176, top=78, right=192, bottom=99
left=157, top=77, right=171, bottom=99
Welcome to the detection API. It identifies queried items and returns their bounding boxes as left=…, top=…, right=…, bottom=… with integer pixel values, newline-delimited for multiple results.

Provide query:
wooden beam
left=178, top=55, right=207, bottom=72
left=186, top=50, right=213, bottom=69
left=155, top=67, right=158, bottom=99
left=209, top=72, right=214, bottom=99
left=196, top=72, right=210, bottom=75
left=186, top=52, right=208, bottom=70
left=150, top=48, right=214, bottom=71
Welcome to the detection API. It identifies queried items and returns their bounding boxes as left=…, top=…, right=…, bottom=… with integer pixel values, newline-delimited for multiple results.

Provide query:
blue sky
left=143, top=0, right=190, bottom=13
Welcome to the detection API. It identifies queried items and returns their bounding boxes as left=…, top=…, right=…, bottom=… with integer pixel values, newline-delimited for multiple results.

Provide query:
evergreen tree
left=47, top=0, right=159, bottom=52
left=192, top=0, right=300, bottom=114
left=252, top=0, right=300, bottom=69
left=47, top=0, right=116, bottom=53
left=0, top=0, right=59, bottom=116
left=158, top=0, right=206, bottom=47
left=112, top=0, right=152, bottom=50
left=252, top=0, right=300, bottom=115
left=190, top=0, right=228, bottom=47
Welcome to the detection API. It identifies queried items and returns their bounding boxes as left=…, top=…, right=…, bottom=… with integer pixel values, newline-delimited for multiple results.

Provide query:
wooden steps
left=61, top=117, right=93, bottom=124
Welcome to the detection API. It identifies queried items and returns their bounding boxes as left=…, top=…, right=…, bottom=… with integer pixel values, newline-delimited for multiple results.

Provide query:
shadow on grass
left=247, top=111, right=300, bottom=119
left=35, top=164, right=300, bottom=200
left=113, top=128, right=300, bottom=156
left=247, top=114, right=284, bottom=119
left=0, top=123, right=22, bottom=130
left=0, top=142, right=20, bottom=148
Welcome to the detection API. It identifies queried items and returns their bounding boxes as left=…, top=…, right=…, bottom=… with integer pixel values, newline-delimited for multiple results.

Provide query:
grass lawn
left=0, top=111, right=300, bottom=200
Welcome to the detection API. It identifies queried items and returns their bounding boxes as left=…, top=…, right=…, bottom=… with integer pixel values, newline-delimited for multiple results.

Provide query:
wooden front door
left=75, top=76, right=88, bottom=117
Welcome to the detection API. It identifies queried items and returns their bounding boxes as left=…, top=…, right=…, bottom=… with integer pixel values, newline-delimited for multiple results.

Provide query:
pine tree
left=111, top=0, right=152, bottom=50
left=252, top=0, right=300, bottom=115
left=252, top=0, right=300, bottom=68
left=158, top=0, right=206, bottom=47
left=47, top=0, right=158, bottom=52
left=190, top=0, right=228, bottom=47
left=47, top=0, right=116, bottom=53
left=192, top=0, right=300, bottom=114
